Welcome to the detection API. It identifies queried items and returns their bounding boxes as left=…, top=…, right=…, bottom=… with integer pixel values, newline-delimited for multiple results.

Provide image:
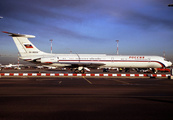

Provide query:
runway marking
left=111, top=79, right=130, bottom=85
left=36, top=79, right=62, bottom=84
left=83, top=76, right=92, bottom=84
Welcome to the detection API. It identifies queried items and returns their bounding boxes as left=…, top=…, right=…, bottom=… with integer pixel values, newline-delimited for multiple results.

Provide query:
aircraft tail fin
left=2, top=31, right=45, bottom=57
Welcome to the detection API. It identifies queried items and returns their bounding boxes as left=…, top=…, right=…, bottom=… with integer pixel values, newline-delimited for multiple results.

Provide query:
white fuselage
left=21, top=53, right=172, bottom=68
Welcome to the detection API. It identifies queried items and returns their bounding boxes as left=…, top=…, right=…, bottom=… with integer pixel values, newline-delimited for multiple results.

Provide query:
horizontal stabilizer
left=2, top=31, right=35, bottom=38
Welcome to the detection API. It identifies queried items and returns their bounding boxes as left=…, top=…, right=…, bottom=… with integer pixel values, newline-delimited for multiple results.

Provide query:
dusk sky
left=0, top=0, right=173, bottom=64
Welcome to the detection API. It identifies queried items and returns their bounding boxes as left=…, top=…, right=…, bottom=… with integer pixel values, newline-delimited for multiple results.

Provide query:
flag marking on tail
left=24, top=43, right=33, bottom=48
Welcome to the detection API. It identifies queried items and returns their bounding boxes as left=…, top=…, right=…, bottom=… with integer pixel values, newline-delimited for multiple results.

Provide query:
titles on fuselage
left=129, top=56, right=145, bottom=59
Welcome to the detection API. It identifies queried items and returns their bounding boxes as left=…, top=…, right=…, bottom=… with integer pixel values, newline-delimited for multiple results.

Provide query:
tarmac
left=0, top=69, right=173, bottom=120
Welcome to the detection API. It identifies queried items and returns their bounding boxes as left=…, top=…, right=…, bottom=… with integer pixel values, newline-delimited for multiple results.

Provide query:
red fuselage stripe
left=56, top=60, right=165, bottom=67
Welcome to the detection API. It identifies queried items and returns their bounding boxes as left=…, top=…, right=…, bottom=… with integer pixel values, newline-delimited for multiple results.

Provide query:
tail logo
left=24, top=43, right=33, bottom=48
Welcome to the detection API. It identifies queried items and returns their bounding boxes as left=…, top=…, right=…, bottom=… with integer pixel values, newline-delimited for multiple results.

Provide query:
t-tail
left=2, top=31, right=46, bottom=61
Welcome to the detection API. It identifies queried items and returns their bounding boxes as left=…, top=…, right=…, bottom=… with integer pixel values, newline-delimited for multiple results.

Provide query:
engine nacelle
left=36, top=57, right=59, bottom=64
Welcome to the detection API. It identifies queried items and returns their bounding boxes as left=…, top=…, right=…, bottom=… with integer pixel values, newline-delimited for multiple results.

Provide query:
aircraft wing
left=54, top=62, right=105, bottom=68
left=37, top=60, right=105, bottom=68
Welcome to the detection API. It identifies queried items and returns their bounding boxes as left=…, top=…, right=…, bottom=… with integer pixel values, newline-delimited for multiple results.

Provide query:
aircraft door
left=111, top=57, right=114, bottom=62
left=148, top=58, right=151, bottom=63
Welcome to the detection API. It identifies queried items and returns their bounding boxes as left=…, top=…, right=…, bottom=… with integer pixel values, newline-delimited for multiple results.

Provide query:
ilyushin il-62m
left=3, top=31, right=172, bottom=73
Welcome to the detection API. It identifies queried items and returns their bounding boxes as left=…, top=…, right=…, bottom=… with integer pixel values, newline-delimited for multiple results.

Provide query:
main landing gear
left=74, top=67, right=85, bottom=73
left=74, top=69, right=85, bottom=73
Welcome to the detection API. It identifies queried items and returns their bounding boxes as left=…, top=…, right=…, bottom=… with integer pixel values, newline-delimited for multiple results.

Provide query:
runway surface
left=0, top=77, right=173, bottom=120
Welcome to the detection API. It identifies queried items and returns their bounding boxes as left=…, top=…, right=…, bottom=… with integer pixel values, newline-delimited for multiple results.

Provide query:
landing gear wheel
left=74, top=69, right=79, bottom=73
left=152, top=68, right=157, bottom=74
left=80, top=69, right=85, bottom=73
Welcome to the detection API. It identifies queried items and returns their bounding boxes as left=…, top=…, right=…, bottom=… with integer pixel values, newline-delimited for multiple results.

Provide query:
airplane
left=168, top=4, right=173, bottom=7
left=2, top=31, right=172, bottom=73
left=0, top=16, right=3, bottom=19
left=36, top=65, right=56, bottom=70
left=1, top=63, right=24, bottom=69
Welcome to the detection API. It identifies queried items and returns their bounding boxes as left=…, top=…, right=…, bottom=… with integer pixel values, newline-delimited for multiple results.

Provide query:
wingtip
left=2, top=31, right=9, bottom=33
